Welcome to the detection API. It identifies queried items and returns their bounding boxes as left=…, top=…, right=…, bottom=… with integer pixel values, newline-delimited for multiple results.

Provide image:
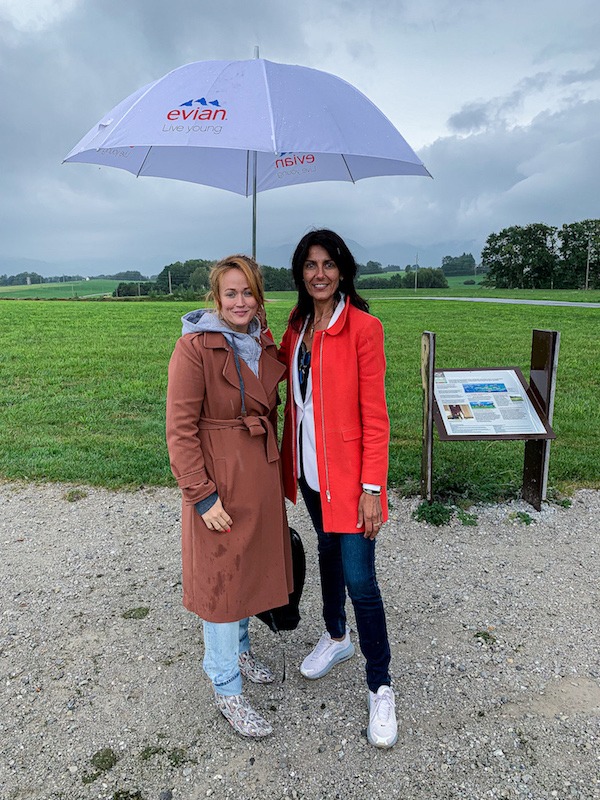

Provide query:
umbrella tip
left=254, top=45, right=260, bottom=59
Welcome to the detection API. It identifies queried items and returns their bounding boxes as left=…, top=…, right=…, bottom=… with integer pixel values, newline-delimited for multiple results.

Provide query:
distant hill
left=257, top=238, right=481, bottom=270
left=1, top=237, right=482, bottom=280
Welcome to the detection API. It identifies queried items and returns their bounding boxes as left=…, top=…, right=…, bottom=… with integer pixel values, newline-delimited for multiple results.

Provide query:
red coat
left=279, top=301, right=389, bottom=533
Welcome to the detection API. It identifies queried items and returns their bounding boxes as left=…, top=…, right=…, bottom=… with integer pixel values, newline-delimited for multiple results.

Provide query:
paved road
left=377, top=296, right=599, bottom=308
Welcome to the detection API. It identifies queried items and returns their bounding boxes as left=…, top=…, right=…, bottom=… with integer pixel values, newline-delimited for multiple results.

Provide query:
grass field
left=0, top=279, right=120, bottom=299
left=1, top=297, right=598, bottom=499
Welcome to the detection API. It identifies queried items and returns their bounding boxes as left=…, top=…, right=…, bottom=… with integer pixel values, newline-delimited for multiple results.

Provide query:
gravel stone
left=1, top=481, right=599, bottom=799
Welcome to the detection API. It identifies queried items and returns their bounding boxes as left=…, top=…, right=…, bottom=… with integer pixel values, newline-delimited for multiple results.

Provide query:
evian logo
left=274, top=152, right=317, bottom=179
left=166, top=98, right=227, bottom=122
left=275, top=152, right=315, bottom=168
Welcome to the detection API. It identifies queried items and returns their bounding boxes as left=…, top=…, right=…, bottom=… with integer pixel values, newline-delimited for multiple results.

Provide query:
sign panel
left=433, top=367, right=555, bottom=441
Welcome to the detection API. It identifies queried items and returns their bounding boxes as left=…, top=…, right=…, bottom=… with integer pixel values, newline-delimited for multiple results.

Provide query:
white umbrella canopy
left=64, top=57, right=431, bottom=254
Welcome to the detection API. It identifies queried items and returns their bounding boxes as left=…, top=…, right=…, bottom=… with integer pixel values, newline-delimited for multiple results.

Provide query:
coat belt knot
left=199, top=415, right=279, bottom=463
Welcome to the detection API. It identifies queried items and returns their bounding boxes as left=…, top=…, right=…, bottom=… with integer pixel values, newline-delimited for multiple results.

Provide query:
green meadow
left=0, top=297, right=598, bottom=499
left=0, top=279, right=120, bottom=299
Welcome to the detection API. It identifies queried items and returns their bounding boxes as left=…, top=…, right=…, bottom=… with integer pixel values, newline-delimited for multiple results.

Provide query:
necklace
left=310, top=309, right=333, bottom=337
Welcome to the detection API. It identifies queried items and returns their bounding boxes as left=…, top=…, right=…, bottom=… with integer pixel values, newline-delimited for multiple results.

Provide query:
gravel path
left=1, top=481, right=599, bottom=800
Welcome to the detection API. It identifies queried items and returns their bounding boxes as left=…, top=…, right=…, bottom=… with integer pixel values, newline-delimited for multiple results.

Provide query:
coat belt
left=198, top=415, right=279, bottom=463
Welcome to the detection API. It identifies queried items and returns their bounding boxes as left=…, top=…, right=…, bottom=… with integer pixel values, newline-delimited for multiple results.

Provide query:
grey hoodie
left=181, top=308, right=262, bottom=377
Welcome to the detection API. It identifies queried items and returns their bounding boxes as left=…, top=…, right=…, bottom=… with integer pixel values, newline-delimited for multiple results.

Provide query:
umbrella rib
left=136, top=147, right=153, bottom=178
left=260, top=59, right=278, bottom=152
left=341, top=155, right=356, bottom=183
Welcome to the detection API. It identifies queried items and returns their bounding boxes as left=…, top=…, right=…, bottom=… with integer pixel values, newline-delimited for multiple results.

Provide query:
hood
left=181, top=308, right=260, bottom=340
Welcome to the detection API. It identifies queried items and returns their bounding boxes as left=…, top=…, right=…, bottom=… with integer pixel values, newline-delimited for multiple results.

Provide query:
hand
left=357, top=492, right=383, bottom=540
left=201, top=497, right=233, bottom=532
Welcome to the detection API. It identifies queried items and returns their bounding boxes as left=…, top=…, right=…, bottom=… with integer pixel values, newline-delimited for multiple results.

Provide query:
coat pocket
left=341, top=427, right=362, bottom=442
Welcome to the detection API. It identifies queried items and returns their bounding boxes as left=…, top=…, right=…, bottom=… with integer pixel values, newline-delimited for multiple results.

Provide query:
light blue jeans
left=202, top=617, right=250, bottom=696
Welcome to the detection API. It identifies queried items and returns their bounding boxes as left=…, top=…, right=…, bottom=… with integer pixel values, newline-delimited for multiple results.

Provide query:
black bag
left=256, top=527, right=305, bottom=632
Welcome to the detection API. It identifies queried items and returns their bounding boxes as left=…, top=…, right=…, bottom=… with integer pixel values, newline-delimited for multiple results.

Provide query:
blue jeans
left=202, top=617, right=250, bottom=696
left=300, top=478, right=391, bottom=693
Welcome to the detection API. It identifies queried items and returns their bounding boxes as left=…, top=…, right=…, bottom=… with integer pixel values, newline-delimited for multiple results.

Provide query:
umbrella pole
left=251, top=45, right=260, bottom=261
left=252, top=150, right=257, bottom=261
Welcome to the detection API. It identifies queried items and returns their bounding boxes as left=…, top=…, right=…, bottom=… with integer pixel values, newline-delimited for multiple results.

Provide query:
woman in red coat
left=279, top=229, right=397, bottom=748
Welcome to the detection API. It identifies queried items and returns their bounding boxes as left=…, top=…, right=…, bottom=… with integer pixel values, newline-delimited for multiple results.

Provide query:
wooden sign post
left=522, top=329, right=561, bottom=510
left=420, top=329, right=559, bottom=509
left=421, top=332, right=435, bottom=502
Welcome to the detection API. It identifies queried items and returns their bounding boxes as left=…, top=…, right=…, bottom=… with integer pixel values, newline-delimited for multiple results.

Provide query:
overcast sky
left=1, top=0, right=599, bottom=274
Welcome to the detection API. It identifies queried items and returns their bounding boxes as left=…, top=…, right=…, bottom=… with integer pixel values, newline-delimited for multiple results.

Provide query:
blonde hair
left=207, top=254, right=264, bottom=311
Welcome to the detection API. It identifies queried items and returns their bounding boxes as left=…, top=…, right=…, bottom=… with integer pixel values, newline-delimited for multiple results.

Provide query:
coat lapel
left=203, top=331, right=284, bottom=412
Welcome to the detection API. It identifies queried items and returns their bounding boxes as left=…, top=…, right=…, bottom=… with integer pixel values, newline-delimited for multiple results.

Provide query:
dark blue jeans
left=299, top=478, right=391, bottom=692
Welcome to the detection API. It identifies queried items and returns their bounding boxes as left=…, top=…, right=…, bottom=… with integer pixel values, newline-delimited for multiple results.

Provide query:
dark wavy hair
left=289, top=229, right=369, bottom=329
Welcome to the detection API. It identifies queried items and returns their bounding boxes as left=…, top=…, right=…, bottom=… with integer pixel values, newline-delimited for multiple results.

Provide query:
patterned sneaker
left=300, top=626, right=354, bottom=679
left=238, top=650, right=275, bottom=684
left=214, top=692, right=273, bottom=738
left=367, top=685, right=397, bottom=748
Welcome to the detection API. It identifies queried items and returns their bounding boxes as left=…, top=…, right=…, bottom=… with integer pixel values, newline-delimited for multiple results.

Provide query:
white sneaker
left=300, top=627, right=354, bottom=679
left=367, top=685, right=397, bottom=748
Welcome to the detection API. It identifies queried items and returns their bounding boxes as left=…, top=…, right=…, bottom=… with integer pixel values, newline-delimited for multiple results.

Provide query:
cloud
left=380, top=97, right=600, bottom=252
left=447, top=73, right=555, bottom=133
left=560, top=61, right=600, bottom=85
left=1, top=0, right=599, bottom=273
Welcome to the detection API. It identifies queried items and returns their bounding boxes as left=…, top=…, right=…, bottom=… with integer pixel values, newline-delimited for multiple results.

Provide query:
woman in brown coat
left=166, top=255, right=292, bottom=738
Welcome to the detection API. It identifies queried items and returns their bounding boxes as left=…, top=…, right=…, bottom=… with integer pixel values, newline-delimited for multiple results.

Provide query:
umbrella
left=64, top=55, right=431, bottom=258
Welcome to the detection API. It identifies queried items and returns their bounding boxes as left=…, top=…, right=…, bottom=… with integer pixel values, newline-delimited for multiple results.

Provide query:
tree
left=481, top=224, right=557, bottom=289
left=113, top=281, right=155, bottom=297
left=108, top=271, right=149, bottom=281
left=408, top=268, right=448, bottom=289
left=155, top=258, right=214, bottom=293
left=556, top=219, right=600, bottom=289
left=441, top=253, right=476, bottom=276
left=357, top=268, right=448, bottom=290
left=357, top=261, right=383, bottom=276
left=190, top=265, right=210, bottom=292
left=3, top=271, right=46, bottom=286
left=261, top=265, right=295, bottom=291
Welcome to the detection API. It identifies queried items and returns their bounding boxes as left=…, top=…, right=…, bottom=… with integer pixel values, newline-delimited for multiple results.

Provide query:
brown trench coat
left=166, top=330, right=293, bottom=623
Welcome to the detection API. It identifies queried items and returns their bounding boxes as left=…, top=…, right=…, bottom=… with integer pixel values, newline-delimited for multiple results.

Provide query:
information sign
left=433, top=367, right=555, bottom=441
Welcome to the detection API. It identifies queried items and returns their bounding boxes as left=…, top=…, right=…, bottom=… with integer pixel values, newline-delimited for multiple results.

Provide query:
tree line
left=481, top=219, right=600, bottom=289
left=0, top=270, right=150, bottom=287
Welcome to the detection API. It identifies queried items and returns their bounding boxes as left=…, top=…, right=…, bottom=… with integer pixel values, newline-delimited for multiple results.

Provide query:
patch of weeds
left=457, top=509, right=478, bottom=526
left=546, top=487, right=573, bottom=508
left=433, top=465, right=521, bottom=506
left=393, top=477, right=420, bottom=497
left=555, top=497, right=572, bottom=508
left=122, top=607, right=150, bottom=619
left=474, top=629, right=497, bottom=645
left=168, top=748, right=195, bottom=767
left=412, top=501, right=453, bottom=526
left=64, top=489, right=87, bottom=502
left=140, top=745, right=165, bottom=761
left=113, top=792, right=144, bottom=800
left=82, top=771, right=100, bottom=785
left=91, top=747, right=118, bottom=771
left=515, top=511, right=534, bottom=525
